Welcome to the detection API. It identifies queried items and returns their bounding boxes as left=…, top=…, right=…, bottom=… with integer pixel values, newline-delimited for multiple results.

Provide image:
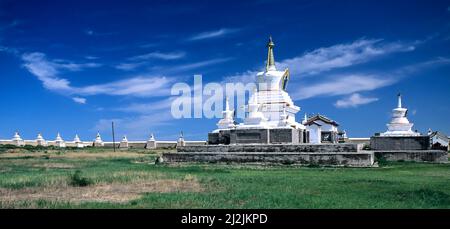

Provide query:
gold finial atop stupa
left=266, top=36, right=276, bottom=71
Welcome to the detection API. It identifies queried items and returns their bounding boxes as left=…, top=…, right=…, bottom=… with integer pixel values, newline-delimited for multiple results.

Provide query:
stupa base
left=208, top=127, right=308, bottom=145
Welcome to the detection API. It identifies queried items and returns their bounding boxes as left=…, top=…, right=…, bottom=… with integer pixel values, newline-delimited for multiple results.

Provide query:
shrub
left=0, top=144, right=18, bottom=153
left=69, top=170, right=92, bottom=187
left=23, top=145, right=46, bottom=152
left=376, top=156, right=388, bottom=166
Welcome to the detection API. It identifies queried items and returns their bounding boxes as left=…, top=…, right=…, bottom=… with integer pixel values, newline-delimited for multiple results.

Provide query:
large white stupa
left=380, top=94, right=420, bottom=136
left=222, top=36, right=303, bottom=130
left=246, top=36, right=304, bottom=129
left=209, top=37, right=306, bottom=145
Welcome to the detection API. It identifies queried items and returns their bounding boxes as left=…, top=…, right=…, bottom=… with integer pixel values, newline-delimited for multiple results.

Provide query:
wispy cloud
left=84, top=29, right=115, bottom=36
left=115, top=62, right=145, bottom=71
left=85, top=29, right=94, bottom=36
left=22, top=52, right=173, bottom=98
left=278, top=38, right=415, bottom=77
left=222, top=38, right=416, bottom=84
left=139, top=43, right=159, bottom=48
left=334, top=93, right=379, bottom=108
left=85, top=56, right=99, bottom=60
left=393, top=57, right=450, bottom=76
left=0, top=45, right=19, bottom=55
left=22, top=52, right=77, bottom=91
left=188, top=28, right=240, bottom=41
left=295, top=57, right=450, bottom=101
left=115, top=51, right=186, bottom=71
left=77, top=76, right=173, bottom=97
left=128, top=51, right=185, bottom=61
left=293, top=74, right=394, bottom=100
left=72, top=97, right=87, bottom=104
left=23, top=52, right=101, bottom=72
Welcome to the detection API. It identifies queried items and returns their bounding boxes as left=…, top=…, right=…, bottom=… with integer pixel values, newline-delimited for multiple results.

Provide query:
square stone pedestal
left=209, top=128, right=307, bottom=145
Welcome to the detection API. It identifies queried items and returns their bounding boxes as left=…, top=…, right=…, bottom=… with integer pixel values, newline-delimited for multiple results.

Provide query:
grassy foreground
left=0, top=146, right=449, bottom=209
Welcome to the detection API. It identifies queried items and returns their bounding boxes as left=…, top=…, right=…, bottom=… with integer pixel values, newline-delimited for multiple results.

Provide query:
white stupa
left=12, top=131, right=24, bottom=146
left=245, top=36, right=304, bottom=129
left=215, top=97, right=236, bottom=131
left=149, top=133, right=155, bottom=141
left=120, top=135, right=129, bottom=148
left=146, top=133, right=157, bottom=149
left=94, top=132, right=104, bottom=146
left=73, top=134, right=84, bottom=148
left=209, top=37, right=310, bottom=144
left=177, top=131, right=185, bottom=147
left=302, top=113, right=308, bottom=125
left=36, top=133, right=47, bottom=146
left=55, top=133, right=66, bottom=148
left=74, top=134, right=81, bottom=143
left=380, top=94, right=420, bottom=136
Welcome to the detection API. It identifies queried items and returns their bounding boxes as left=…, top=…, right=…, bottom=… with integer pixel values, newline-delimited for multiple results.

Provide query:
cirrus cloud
left=334, top=93, right=379, bottom=108
left=188, top=28, right=240, bottom=41
left=21, top=52, right=173, bottom=99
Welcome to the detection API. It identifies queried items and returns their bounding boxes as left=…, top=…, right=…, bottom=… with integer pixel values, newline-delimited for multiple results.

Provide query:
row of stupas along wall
left=0, top=132, right=206, bottom=149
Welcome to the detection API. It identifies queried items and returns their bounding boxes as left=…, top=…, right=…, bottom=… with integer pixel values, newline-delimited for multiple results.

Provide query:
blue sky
left=0, top=0, right=449, bottom=141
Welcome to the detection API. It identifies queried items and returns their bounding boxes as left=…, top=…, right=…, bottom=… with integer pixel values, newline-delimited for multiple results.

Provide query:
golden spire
left=266, top=36, right=276, bottom=71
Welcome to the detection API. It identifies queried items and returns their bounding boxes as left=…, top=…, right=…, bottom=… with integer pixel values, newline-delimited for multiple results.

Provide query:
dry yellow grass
left=0, top=151, right=150, bottom=159
left=31, top=163, right=75, bottom=169
left=0, top=178, right=203, bottom=205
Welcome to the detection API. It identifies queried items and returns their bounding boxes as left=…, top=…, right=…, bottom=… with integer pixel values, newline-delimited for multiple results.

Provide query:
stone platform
left=162, top=152, right=374, bottom=167
left=163, top=143, right=374, bottom=167
left=370, top=136, right=430, bottom=150
left=374, top=150, right=448, bottom=163
left=178, top=143, right=361, bottom=153
left=369, top=136, right=447, bottom=163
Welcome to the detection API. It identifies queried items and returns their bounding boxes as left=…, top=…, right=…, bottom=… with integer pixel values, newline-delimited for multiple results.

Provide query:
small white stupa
left=381, top=94, right=420, bottom=136
left=55, top=133, right=66, bottom=148
left=12, top=131, right=24, bottom=146
left=120, top=135, right=129, bottom=148
left=36, top=133, right=47, bottom=146
left=302, top=113, right=308, bottom=125
left=146, top=133, right=157, bottom=149
left=73, top=134, right=84, bottom=148
left=177, top=131, right=185, bottom=147
left=215, top=97, right=236, bottom=131
left=94, top=132, right=104, bottom=146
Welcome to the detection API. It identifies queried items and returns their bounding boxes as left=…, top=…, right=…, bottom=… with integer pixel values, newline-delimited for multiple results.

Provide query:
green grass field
left=0, top=145, right=449, bottom=209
